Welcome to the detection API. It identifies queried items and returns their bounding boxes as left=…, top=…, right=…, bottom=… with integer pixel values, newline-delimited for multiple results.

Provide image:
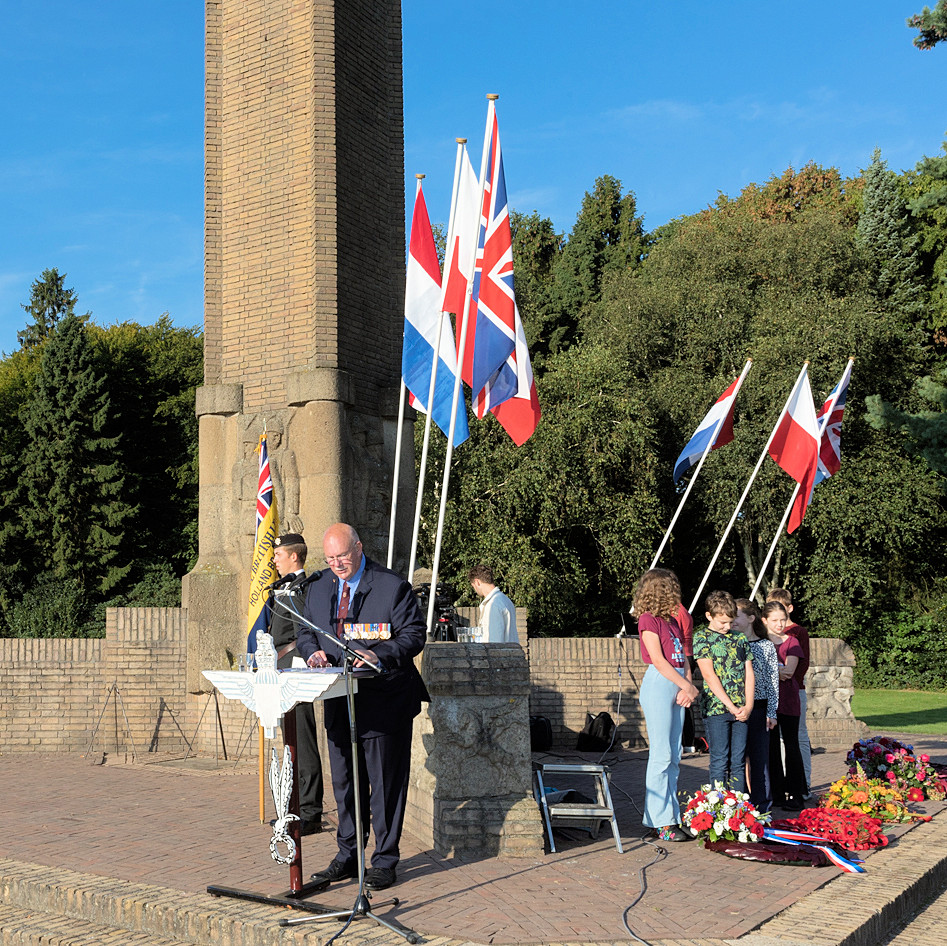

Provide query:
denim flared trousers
left=639, top=664, right=686, bottom=828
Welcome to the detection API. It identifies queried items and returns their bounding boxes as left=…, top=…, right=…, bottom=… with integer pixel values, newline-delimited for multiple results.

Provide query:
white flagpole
left=688, top=362, right=810, bottom=614
left=387, top=380, right=407, bottom=569
left=405, top=175, right=440, bottom=581
left=650, top=359, right=752, bottom=569
left=406, top=153, right=465, bottom=582
left=426, top=96, right=495, bottom=637
left=749, top=357, right=854, bottom=599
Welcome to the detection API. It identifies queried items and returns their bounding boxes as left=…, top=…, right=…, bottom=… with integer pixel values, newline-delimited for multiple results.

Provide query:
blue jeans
left=703, top=711, right=748, bottom=792
left=639, top=664, right=685, bottom=828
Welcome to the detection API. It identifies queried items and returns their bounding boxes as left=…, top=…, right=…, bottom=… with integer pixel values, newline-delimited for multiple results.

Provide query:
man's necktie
left=336, top=582, right=350, bottom=639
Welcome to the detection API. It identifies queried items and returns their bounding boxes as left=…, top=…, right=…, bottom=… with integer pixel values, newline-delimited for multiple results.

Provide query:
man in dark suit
left=296, top=523, right=427, bottom=891
left=267, top=532, right=324, bottom=835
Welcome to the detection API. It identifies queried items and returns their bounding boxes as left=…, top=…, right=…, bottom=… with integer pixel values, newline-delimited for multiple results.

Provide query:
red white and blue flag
left=768, top=368, right=820, bottom=534
left=450, top=104, right=540, bottom=443
left=247, top=432, right=279, bottom=652
left=815, top=359, right=853, bottom=486
left=402, top=182, right=469, bottom=446
left=673, top=374, right=743, bottom=483
left=469, top=100, right=519, bottom=417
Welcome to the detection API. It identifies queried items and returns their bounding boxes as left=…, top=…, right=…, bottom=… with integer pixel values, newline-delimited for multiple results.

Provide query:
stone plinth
left=408, top=643, right=544, bottom=858
left=806, top=637, right=869, bottom=749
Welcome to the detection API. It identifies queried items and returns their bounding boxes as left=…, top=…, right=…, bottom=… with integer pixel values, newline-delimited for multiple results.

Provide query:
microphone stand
left=272, top=593, right=420, bottom=943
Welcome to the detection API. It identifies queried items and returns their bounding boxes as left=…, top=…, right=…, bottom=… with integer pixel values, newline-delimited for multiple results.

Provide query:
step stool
left=533, top=763, right=623, bottom=853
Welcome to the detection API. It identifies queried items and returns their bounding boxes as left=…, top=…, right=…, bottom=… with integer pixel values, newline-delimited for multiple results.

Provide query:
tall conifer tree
left=857, top=149, right=924, bottom=318
left=21, top=313, right=135, bottom=599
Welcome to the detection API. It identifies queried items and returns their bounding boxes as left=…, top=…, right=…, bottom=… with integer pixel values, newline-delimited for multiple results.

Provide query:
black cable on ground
left=621, top=835, right=668, bottom=944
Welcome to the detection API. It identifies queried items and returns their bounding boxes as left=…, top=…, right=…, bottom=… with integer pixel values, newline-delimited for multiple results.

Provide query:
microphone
left=265, top=575, right=293, bottom=591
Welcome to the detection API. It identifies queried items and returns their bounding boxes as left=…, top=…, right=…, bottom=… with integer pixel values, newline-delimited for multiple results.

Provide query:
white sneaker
left=682, top=746, right=697, bottom=754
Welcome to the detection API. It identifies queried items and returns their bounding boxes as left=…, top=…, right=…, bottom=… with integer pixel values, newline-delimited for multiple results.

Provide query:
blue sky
left=1, top=2, right=945, bottom=354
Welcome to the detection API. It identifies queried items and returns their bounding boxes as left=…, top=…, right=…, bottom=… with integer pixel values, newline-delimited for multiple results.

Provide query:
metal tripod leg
left=276, top=658, right=419, bottom=943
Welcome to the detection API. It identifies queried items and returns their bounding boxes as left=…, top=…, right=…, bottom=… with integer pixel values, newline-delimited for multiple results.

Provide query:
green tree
left=93, top=316, right=202, bottom=586
left=509, top=210, right=563, bottom=367
left=20, top=313, right=136, bottom=606
left=549, top=175, right=645, bottom=356
left=909, top=1, right=947, bottom=49
left=906, top=138, right=947, bottom=340
left=857, top=149, right=924, bottom=318
left=415, top=343, right=664, bottom=636
left=590, top=165, right=937, bottom=637
left=865, top=364, right=947, bottom=475
left=0, top=348, right=41, bottom=618
left=16, top=268, right=82, bottom=351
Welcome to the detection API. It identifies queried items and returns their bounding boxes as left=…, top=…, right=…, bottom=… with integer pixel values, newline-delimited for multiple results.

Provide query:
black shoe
left=364, top=866, right=397, bottom=890
left=310, top=858, right=357, bottom=883
left=299, top=820, right=324, bottom=836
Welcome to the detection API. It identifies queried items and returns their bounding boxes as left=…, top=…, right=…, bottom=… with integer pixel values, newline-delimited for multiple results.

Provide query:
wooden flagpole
left=650, top=359, right=752, bottom=569
left=688, top=362, right=810, bottom=614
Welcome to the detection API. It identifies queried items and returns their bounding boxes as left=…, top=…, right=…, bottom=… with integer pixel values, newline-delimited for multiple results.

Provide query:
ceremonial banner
left=246, top=432, right=279, bottom=652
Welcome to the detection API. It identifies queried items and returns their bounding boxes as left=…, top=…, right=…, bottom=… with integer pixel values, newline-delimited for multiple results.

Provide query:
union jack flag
left=815, top=359, right=853, bottom=486
left=469, top=99, right=518, bottom=417
left=255, top=433, right=274, bottom=530
left=247, top=431, right=279, bottom=650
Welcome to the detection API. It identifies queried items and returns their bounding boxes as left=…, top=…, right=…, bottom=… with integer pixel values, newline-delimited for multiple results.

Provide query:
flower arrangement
left=821, top=765, right=931, bottom=824
left=846, top=737, right=947, bottom=800
left=681, top=784, right=770, bottom=843
left=773, top=807, right=888, bottom=851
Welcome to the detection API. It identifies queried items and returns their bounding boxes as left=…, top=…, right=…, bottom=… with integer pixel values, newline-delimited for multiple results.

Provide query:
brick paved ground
left=0, top=732, right=943, bottom=944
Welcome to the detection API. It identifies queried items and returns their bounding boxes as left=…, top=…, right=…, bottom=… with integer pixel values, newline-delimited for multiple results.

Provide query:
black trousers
left=326, top=722, right=413, bottom=871
left=277, top=648, right=323, bottom=822
left=769, top=712, right=806, bottom=804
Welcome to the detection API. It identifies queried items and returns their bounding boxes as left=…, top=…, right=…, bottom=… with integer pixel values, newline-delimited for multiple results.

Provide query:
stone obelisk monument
left=185, top=0, right=411, bottom=689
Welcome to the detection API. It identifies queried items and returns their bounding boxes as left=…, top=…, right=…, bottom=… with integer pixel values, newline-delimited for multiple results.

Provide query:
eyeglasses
left=324, top=545, right=360, bottom=566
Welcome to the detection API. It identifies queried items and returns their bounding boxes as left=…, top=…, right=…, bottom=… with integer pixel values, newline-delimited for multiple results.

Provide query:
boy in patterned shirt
left=693, top=591, right=755, bottom=792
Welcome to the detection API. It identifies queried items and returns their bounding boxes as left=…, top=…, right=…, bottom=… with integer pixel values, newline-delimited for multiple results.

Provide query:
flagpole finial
left=415, top=173, right=425, bottom=180
left=486, top=93, right=499, bottom=100
left=455, top=137, right=467, bottom=144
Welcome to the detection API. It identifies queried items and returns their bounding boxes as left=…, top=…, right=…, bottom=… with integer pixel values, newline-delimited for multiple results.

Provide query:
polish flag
left=768, top=369, right=820, bottom=533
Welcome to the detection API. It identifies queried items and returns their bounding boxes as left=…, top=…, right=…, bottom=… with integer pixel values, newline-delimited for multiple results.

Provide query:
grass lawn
left=852, top=689, right=947, bottom=735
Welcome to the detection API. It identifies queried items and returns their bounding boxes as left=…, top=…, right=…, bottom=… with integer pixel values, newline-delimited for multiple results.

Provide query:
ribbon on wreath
left=763, top=827, right=866, bottom=873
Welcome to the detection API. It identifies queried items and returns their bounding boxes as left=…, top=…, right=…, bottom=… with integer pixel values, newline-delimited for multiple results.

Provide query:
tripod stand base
left=206, top=879, right=330, bottom=910
left=278, top=888, right=419, bottom=942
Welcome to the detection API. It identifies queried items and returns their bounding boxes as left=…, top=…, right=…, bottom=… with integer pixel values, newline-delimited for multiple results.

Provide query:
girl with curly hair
left=633, top=568, right=699, bottom=841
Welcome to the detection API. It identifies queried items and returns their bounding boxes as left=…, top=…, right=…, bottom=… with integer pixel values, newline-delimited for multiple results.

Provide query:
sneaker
left=651, top=825, right=692, bottom=842
left=364, top=866, right=397, bottom=889
left=310, top=858, right=357, bottom=883
left=681, top=746, right=698, bottom=754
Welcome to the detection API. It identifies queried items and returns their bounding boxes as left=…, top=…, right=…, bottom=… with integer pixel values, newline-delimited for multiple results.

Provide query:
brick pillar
left=187, top=0, right=410, bottom=690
